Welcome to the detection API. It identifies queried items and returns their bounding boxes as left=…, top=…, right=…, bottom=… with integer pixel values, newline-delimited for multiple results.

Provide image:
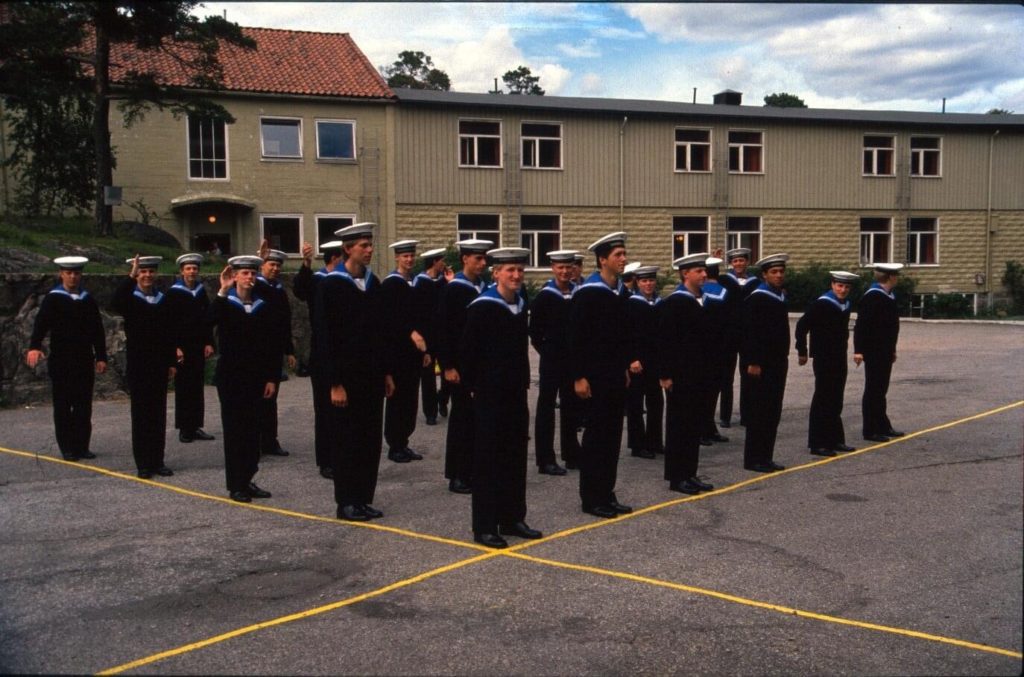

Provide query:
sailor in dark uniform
left=625, top=264, right=663, bottom=459
left=567, top=232, right=635, bottom=519
left=294, top=239, right=344, bottom=479
left=572, top=253, right=585, bottom=286
left=854, top=263, right=905, bottom=442
left=460, top=247, right=543, bottom=548
left=255, top=248, right=295, bottom=458
left=436, top=238, right=492, bottom=495
left=111, top=255, right=177, bottom=479
left=316, top=223, right=396, bottom=522
left=657, top=252, right=715, bottom=494
left=207, top=255, right=279, bottom=503
left=413, top=247, right=450, bottom=426
left=796, top=270, right=859, bottom=456
left=26, top=256, right=108, bottom=461
left=718, top=247, right=760, bottom=428
left=699, top=257, right=730, bottom=445
left=382, top=239, right=430, bottom=463
left=621, top=261, right=640, bottom=298
left=741, top=253, right=791, bottom=473
left=528, top=249, right=579, bottom=476
left=166, top=253, right=215, bottom=444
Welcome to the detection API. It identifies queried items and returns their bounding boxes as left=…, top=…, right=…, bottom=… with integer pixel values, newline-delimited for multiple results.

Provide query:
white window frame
left=862, top=134, right=896, bottom=177
left=259, top=213, right=303, bottom=257
left=674, top=128, right=712, bottom=173
left=910, top=135, right=942, bottom=178
left=458, top=119, right=503, bottom=168
left=521, top=121, right=562, bottom=170
left=859, top=217, right=893, bottom=265
left=260, top=116, right=303, bottom=160
left=314, top=119, right=357, bottom=162
left=186, top=115, right=230, bottom=181
left=520, top=214, right=562, bottom=268
left=728, top=129, right=764, bottom=174
left=671, top=216, right=710, bottom=258
left=906, top=217, right=939, bottom=267
left=456, top=213, right=501, bottom=244
left=314, top=213, right=357, bottom=257
left=725, top=216, right=762, bottom=262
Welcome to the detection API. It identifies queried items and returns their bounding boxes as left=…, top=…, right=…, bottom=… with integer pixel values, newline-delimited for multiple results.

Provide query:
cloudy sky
left=196, top=2, right=1023, bottom=113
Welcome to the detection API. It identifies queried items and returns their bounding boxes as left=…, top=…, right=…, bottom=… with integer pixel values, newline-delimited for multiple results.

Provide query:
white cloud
left=580, top=72, right=604, bottom=96
left=558, top=39, right=600, bottom=59
left=537, top=64, right=572, bottom=94
left=592, top=25, right=646, bottom=40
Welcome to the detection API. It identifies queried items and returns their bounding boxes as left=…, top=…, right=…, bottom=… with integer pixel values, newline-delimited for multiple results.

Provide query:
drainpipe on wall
left=619, top=116, right=628, bottom=228
left=985, top=130, right=999, bottom=308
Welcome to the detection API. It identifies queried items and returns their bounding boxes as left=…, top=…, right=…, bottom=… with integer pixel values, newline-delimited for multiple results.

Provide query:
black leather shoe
left=583, top=505, right=618, bottom=519
left=61, top=453, right=80, bottom=462
left=388, top=449, right=412, bottom=463
left=744, top=463, right=776, bottom=473
left=229, top=490, right=251, bottom=503
left=319, top=466, right=334, bottom=479
left=669, top=480, right=701, bottom=495
left=247, top=483, right=271, bottom=499
left=448, top=478, right=472, bottom=494
left=690, top=477, right=714, bottom=491
left=193, top=429, right=215, bottom=441
left=719, top=420, right=731, bottom=429
left=864, top=434, right=890, bottom=442
left=78, top=450, right=97, bottom=459
left=565, top=460, right=579, bottom=470
left=137, top=469, right=153, bottom=479
left=337, top=504, right=369, bottom=521
left=474, top=532, right=508, bottom=548
left=608, top=501, right=633, bottom=514
left=425, top=417, right=438, bottom=426
left=767, top=461, right=786, bottom=471
left=710, top=433, right=729, bottom=443
left=833, top=444, right=856, bottom=452
left=500, top=521, right=543, bottom=539
left=154, top=466, right=174, bottom=476
left=699, top=437, right=714, bottom=446
left=360, top=504, right=383, bottom=519
left=538, top=462, right=567, bottom=476
left=884, top=429, right=905, bottom=437
left=810, top=448, right=837, bottom=457
left=438, top=402, right=449, bottom=417
left=263, top=445, right=290, bottom=457
left=403, top=447, right=424, bottom=461
left=179, top=432, right=194, bottom=443
left=631, top=449, right=656, bottom=459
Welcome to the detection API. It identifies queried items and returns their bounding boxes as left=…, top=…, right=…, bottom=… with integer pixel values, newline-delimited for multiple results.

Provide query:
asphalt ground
left=1, top=320, right=1021, bottom=675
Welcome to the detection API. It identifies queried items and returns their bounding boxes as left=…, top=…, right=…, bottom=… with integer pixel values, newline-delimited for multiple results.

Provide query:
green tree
left=763, top=92, right=807, bottom=108
left=502, top=66, right=544, bottom=95
left=0, top=2, right=254, bottom=235
left=380, top=51, right=451, bottom=91
left=986, top=108, right=1012, bottom=115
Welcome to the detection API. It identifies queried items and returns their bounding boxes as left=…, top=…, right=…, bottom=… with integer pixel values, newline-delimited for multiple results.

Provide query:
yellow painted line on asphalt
left=96, top=551, right=501, bottom=675
left=502, top=551, right=1024, bottom=660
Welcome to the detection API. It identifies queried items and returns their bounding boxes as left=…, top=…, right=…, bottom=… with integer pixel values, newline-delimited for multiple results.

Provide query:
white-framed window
left=906, top=217, right=939, bottom=265
left=260, top=214, right=302, bottom=255
left=860, top=217, right=892, bottom=264
left=457, top=213, right=500, bottom=244
left=674, top=128, right=711, bottom=172
left=260, top=117, right=302, bottom=159
left=187, top=115, right=228, bottom=180
left=726, top=216, right=761, bottom=262
left=521, top=122, right=562, bottom=169
left=672, top=216, right=710, bottom=258
left=315, top=214, right=355, bottom=256
left=910, top=136, right=941, bottom=177
left=459, top=120, right=502, bottom=167
left=520, top=214, right=561, bottom=267
left=863, top=134, right=895, bottom=176
left=728, top=130, right=763, bottom=173
left=315, top=119, right=356, bottom=161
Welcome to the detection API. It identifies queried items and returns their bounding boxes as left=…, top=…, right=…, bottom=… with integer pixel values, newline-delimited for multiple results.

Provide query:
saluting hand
left=301, top=241, right=314, bottom=267
left=258, top=239, right=270, bottom=260
left=218, top=265, right=234, bottom=293
left=129, top=254, right=140, bottom=280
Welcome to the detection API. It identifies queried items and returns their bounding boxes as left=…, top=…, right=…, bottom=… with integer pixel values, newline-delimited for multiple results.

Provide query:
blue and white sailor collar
left=670, top=283, right=703, bottom=305
left=864, top=282, right=895, bottom=300
left=325, top=265, right=377, bottom=292
left=170, top=279, right=206, bottom=297
left=226, top=288, right=265, bottom=314
left=723, top=271, right=759, bottom=286
left=579, top=270, right=626, bottom=296
left=539, top=278, right=577, bottom=299
left=313, top=267, right=329, bottom=279
left=818, top=289, right=851, bottom=311
left=385, top=270, right=415, bottom=286
left=629, top=291, right=659, bottom=306
left=132, top=285, right=164, bottom=304
left=702, top=280, right=727, bottom=303
left=751, top=282, right=786, bottom=303
left=469, top=285, right=526, bottom=315
left=256, top=275, right=283, bottom=290
left=49, top=284, right=89, bottom=301
left=449, top=271, right=486, bottom=295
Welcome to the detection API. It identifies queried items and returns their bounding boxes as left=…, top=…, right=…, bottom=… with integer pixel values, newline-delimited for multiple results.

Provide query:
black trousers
left=809, top=356, right=848, bottom=449
left=50, top=361, right=94, bottom=457
left=420, top=359, right=449, bottom=419
left=534, top=367, right=581, bottom=468
left=664, top=385, right=702, bottom=482
left=471, top=390, right=529, bottom=534
left=720, top=338, right=750, bottom=425
left=444, top=382, right=474, bottom=482
left=258, top=381, right=281, bottom=454
left=862, top=354, right=894, bottom=437
left=578, top=376, right=627, bottom=510
left=331, top=375, right=384, bottom=507
left=128, top=371, right=168, bottom=472
left=217, top=380, right=262, bottom=492
left=173, top=342, right=205, bottom=432
left=310, top=369, right=332, bottom=469
left=385, top=362, right=420, bottom=452
left=626, top=372, right=664, bottom=453
left=743, top=360, right=788, bottom=467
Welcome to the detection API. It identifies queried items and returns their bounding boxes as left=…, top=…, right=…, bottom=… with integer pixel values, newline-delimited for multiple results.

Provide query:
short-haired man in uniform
left=572, top=253, right=585, bottom=287
left=255, top=248, right=296, bottom=458
left=413, top=248, right=451, bottom=426
left=625, top=264, right=663, bottom=459
left=26, top=256, right=108, bottom=461
left=854, top=263, right=905, bottom=442
left=718, top=247, right=760, bottom=428
left=699, top=257, right=730, bottom=446
left=166, top=253, right=215, bottom=444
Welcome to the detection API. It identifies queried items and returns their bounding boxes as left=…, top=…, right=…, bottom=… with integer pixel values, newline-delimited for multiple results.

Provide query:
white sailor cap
left=673, top=252, right=710, bottom=270
left=486, top=247, right=531, bottom=265
left=320, top=240, right=344, bottom=252
left=829, top=270, right=860, bottom=283
left=54, top=256, right=88, bottom=270
left=756, top=253, right=789, bottom=271
left=706, top=256, right=724, bottom=267
left=334, top=222, right=376, bottom=241
left=588, top=232, right=627, bottom=255
left=176, top=253, right=204, bottom=267
left=622, top=261, right=642, bottom=278
left=869, top=262, right=904, bottom=274
left=389, top=239, right=419, bottom=255
left=726, top=248, right=751, bottom=261
left=455, top=238, right=493, bottom=254
left=546, top=249, right=579, bottom=263
left=126, top=256, right=162, bottom=269
left=573, top=253, right=585, bottom=264
left=228, top=255, right=263, bottom=270
left=419, top=247, right=447, bottom=261
left=265, top=249, right=287, bottom=263
left=633, top=265, right=660, bottom=279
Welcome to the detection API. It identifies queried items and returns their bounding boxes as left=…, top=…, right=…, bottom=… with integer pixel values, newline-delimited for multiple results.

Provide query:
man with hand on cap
left=166, top=253, right=215, bottom=444
left=528, top=250, right=580, bottom=475
left=717, top=247, right=760, bottom=428
left=413, top=247, right=451, bottom=426
left=460, top=248, right=542, bottom=548
left=796, top=271, right=859, bottom=456
left=657, top=253, right=715, bottom=494
left=382, top=240, right=430, bottom=463
left=294, top=239, right=344, bottom=478
left=436, top=238, right=492, bottom=495
left=741, top=253, right=791, bottom=473
left=572, top=253, right=585, bottom=286
left=255, top=245, right=295, bottom=458
left=568, top=232, right=635, bottom=519
left=207, top=255, right=279, bottom=503
left=625, top=265, right=663, bottom=460
left=854, top=263, right=905, bottom=442
left=112, top=255, right=177, bottom=479
left=315, top=223, right=396, bottom=522
left=621, top=261, right=641, bottom=298
left=27, top=256, right=108, bottom=461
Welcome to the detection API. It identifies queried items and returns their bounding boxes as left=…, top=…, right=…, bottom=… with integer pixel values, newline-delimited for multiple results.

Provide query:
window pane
left=864, top=135, right=893, bottom=148
left=743, top=146, right=762, bottom=172
left=460, top=120, right=500, bottom=135
left=860, top=217, right=891, bottom=232
left=729, top=146, right=739, bottom=171
left=458, top=214, right=500, bottom=233
left=317, top=121, right=354, bottom=159
left=908, top=218, right=936, bottom=232
left=691, top=145, right=710, bottom=171
left=521, top=214, right=560, bottom=230
left=729, top=131, right=761, bottom=144
left=317, top=216, right=354, bottom=252
left=476, top=137, right=501, bottom=166
left=690, top=233, right=709, bottom=252
left=263, top=217, right=300, bottom=253
left=727, top=216, right=760, bottom=231
left=676, top=128, right=709, bottom=142
left=920, top=233, right=936, bottom=263
left=878, top=150, right=893, bottom=175
left=522, top=139, right=536, bottom=167
left=537, top=232, right=560, bottom=263
left=673, top=216, right=708, bottom=231
left=923, top=151, right=939, bottom=175
left=911, top=137, right=940, bottom=149
left=262, top=119, right=300, bottom=157
left=873, top=234, right=891, bottom=262
left=676, top=146, right=687, bottom=171
left=522, top=123, right=559, bottom=138
left=538, top=139, right=560, bottom=168
left=460, top=137, right=475, bottom=165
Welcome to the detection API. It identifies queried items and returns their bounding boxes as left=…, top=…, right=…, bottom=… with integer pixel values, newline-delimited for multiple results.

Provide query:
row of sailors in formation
left=28, top=226, right=904, bottom=549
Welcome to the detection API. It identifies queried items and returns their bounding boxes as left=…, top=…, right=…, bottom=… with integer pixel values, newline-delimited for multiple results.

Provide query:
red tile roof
left=109, top=26, right=393, bottom=100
